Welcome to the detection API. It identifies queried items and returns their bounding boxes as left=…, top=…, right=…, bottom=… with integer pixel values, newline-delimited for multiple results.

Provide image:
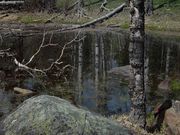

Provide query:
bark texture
left=129, top=0, right=146, bottom=128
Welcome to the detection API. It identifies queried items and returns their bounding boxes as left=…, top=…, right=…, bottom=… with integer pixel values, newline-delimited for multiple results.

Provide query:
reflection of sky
left=82, top=78, right=96, bottom=111
left=79, top=73, right=131, bottom=115
left=107, top=85, right=131, bottom=115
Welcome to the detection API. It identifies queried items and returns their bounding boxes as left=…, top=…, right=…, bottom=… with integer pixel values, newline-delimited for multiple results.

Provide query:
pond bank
left=1, top=23, right=180, bottom=40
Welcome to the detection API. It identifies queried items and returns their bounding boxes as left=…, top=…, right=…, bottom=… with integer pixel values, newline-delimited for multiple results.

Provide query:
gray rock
left=164, top=100, right=180, bottom=135
left=108, top=65, right=130, bottom=81
left=3, top=95, right=131, bottom=135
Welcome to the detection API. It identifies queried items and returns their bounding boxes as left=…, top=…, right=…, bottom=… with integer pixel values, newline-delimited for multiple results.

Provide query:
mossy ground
left=0, top=0, right=180, bottom=32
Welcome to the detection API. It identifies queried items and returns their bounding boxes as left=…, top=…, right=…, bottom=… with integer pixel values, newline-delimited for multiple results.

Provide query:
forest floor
left=0, top=0, right=180, bottom=33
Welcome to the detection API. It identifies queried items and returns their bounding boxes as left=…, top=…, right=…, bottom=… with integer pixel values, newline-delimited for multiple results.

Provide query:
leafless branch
left=14, top=58, right=46, bottom=75
left=43, top=31, right=86, bottom=72
left=25, top=32, right=47, bottom=66
left=11, top=31, right=85, bottom=77
left=100, top=0, right=110, bottom=12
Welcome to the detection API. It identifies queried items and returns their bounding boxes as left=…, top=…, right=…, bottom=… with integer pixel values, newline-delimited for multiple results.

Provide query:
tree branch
left=59, top=3, right=126, bottom=31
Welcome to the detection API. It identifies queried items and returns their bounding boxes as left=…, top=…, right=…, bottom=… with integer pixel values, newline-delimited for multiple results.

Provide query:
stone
left=164, top=100, right=180, bottom=135
left=3, top=95, right=131, bottom=135
left=158, top=79, right=170, bottom=91
left=108, top=65, right=130, bottom=81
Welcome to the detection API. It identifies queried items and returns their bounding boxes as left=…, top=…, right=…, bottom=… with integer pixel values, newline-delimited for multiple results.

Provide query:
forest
left=0, top=0, right=180, bottom=135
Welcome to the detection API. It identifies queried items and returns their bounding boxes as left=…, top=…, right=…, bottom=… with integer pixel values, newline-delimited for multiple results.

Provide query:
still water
left=0, top=29, right=179, bottom=119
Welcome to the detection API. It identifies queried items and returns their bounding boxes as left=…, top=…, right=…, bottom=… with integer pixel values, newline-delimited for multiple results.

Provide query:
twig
left=25, top=32, right=47, bottom=66
left=100, top=0, right=110, bottom=12
left=43, top=31, right=86, bottom=71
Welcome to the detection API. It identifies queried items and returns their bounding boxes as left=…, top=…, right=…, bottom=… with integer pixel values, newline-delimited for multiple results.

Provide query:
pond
left=0, top=29, right=180, bottom=119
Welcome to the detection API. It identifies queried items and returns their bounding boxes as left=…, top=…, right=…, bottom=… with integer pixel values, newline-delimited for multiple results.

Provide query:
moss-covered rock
left=3, top=95, right=131, bottom=135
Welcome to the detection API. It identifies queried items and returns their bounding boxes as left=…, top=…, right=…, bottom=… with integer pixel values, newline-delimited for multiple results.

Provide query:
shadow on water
left=0, top=29, right=179, bottom=120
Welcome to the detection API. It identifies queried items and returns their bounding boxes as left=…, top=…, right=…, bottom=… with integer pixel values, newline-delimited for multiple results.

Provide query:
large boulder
left=3, top=95, right=131, bottom=135
left=164, top=100, right=180, bottom=135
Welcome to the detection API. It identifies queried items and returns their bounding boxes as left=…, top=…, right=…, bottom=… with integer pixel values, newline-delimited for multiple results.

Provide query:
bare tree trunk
left=144, top=38, right=150, bottom=94
left=95, top=34, right=99, bottom=94
left=77, top=0, right=85, bottom=17
left=129, top=0, right=146, bottom=128
left=145, top=0, right=153, bottom=15
left=94, top=34, right=99, bottom=111
left=165, top=46, right=171, bottom=79
left=100, top=35, right=106, bottom=79
left=77, top=35, right=83, bottom=104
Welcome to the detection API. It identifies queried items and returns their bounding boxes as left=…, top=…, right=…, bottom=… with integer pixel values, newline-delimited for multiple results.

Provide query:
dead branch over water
left=0, top=31, right=85, bottom=77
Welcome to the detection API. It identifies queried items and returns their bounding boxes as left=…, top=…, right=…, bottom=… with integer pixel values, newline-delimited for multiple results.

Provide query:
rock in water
left=3, top=95, right=131, bottom=135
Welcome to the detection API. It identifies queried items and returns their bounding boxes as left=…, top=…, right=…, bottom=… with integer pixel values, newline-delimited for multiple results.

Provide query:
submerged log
left=14, top=87, right=36, bottom=96
left=0, top=1, right=24, bottom=10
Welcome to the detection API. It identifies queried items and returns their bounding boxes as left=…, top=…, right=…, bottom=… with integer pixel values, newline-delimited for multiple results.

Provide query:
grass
left=171, top=79, right=180, bottom=92
left=170, top=79, right=180, bottom=99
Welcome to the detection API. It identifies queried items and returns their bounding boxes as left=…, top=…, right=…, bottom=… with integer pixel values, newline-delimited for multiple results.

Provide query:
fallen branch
left=59, top=3, right=126, bottom=31
left=12, top=31, right=85, bottom=76
left=0, top=1, right=24, bottom=5
left=14, top=58, right=46, bottom=75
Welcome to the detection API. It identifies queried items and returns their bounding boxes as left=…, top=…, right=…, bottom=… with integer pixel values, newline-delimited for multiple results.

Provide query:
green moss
left=145, top=24, right=166, bottom=31
left=20, top=15, right=43, bottom=24
left=171, top=79, right=180, bottom=92
left=120, top=23, right=129, bottom=29
left=146, top=112, right=154, bottom=126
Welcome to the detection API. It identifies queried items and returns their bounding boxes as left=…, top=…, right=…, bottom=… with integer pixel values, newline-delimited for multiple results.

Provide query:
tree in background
left=145, top=0, right=153, bottom=15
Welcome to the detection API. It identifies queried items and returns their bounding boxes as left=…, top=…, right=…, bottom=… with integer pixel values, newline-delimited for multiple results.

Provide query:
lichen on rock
left=3, top=95, right=131, bottom=135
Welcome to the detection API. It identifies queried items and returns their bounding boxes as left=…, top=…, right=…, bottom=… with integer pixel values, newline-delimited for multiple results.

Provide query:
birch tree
left=128, top=0, right=146, bottom=128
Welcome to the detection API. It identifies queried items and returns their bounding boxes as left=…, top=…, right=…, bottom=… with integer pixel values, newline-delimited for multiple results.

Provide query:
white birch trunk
left=129, top=0, right=146, bottom=128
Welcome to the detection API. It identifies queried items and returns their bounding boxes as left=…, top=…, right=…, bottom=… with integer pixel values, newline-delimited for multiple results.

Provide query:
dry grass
left=0, top=3, right=179, bottom=32
left=111, top=115, right=169, bottom=135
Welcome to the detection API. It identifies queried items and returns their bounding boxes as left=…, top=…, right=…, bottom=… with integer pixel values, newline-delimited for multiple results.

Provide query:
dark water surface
left=0, top=29, right=180, bottom=119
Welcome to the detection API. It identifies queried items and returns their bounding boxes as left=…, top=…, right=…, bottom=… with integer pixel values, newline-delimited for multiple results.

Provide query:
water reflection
left=0, top=30, right=179, bottom=118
